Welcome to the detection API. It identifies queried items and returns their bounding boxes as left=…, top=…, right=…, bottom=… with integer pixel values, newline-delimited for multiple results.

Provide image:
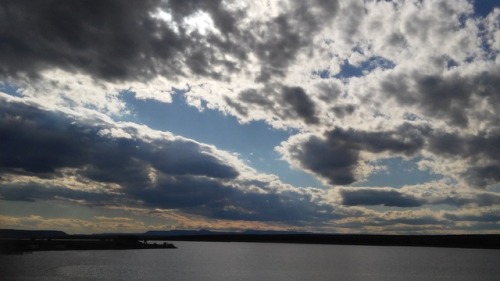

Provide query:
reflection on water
left=1, top=242, right=499, bottom=281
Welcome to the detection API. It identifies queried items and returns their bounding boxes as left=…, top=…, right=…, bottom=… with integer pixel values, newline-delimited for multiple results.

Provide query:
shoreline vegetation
left=1, top=229, right=498, bottom=254
left=0, top=237, right=177, bottom=255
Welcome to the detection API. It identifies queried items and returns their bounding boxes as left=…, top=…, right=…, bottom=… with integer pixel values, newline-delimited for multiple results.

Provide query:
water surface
left=1, top=242, right=499, bottom=281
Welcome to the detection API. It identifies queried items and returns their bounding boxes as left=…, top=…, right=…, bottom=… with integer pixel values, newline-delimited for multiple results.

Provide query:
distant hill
left=0, top=229, right=68, bottom=239
left=242, top=229, right=309, bottom=235
left=145, top=229, right=219, bottom=236
left=144, top=229, right=309, bottom=236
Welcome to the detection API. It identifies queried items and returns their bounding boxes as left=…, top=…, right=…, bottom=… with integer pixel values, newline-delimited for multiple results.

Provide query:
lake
left=1, top=242, right=499, bottom=280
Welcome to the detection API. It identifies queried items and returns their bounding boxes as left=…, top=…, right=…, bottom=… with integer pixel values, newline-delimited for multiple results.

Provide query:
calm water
left=1, top=242, right=499, bottom=281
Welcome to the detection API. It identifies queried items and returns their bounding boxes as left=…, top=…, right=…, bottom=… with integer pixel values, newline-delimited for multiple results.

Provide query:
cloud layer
left=0, top=95, right=334, bottom=225
left=0, top=0, right=499, bottom=233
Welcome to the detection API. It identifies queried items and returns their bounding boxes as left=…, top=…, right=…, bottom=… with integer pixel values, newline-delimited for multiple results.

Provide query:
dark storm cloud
left=0, top=97, right=336, bottom=224
left=253, top=14, right=303, bottom=81
left=286, top=124, right=426, bottom=185
left=437, top=193, right=500, bottom=207
left=252, top=0, right=339, bottom=82
left=238, top=88, right=275, bottom=108
left=381, top=69, right=500, bottom=128
left=0, top=102, right=88, bottom=174
left=340, top=188, right=423, bottom=207
left=281, top=86, right=319, bottom=124
left=338, top=186, right=500, bottom=209
left=0, top=0, right=340, bottom=83
left=464, top=164, right=500, bottom=188
left=289, top=134, right=357, bottom=185
left=209, top=192, right=335, bottom=224
left=443, top=211, right=500, bottom=223
left=285, top=113, right=500, bottom=187
left=0, top=0, right=243, bottom=81
left=156, top=175, right=336, bottom=223
left=427, top=130, right=500, bottom=188
left=227, top=86, right=320, bottom=125
left=0, top=182, right=115, bottom=204
left=126, top=174, right=335, bottom=224
left=219, top=2, right=339, bottom=123
left=223, top=96, right=248, bottom=117
left=331, top=104, right=356, bottom=119
left=0, top=99, right=239, bottom=180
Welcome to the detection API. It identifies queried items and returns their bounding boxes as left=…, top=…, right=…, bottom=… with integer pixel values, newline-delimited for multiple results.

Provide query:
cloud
left=0, top=94, right=334, bottom=225
left=0, top=214, right=155, bottom=234
left=0, top=0, right=342, bottom=129
left=332, top=203, right=500, bottom=234
left=0, top=0, right=499, bottom=233
left=340, top=188, right=423, bottom=207
left=0, top=182, right=115, bottom=204
left=0, top=97, right=238, bottom=180
left=132, top=177, right=334, bottom=223
left=250, top=0, right=339, bottom=82
left=379, top=67, right=500, bottom=128
left=0, top=0, right=340, bottom=84
left=443, top=208, right=500, bottom=223
left=337, top=183, right=500, bottom=208
left=281, top=86, right=319, bottom=125
left=437, top=192, right=500, bottom=208
left=426, top=130, right=500, bottom=188
left=279, top=117, right=500, bottom=188
left=279, top=124, right=426, bottom=185
left=226, top=85, right=320, bottom=126
left=0, top=0, right=246, bottom=81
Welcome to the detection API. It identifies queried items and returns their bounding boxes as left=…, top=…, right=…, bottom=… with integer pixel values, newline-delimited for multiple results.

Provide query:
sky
left=0, top=0, right=499, bottom=234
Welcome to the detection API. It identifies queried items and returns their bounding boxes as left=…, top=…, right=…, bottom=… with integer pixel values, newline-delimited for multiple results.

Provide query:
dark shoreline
left=1, top=229, right=498, bottom=254
left=0, top=237, right=176, bottom=255
left=164, top=233, right=500, bottom=249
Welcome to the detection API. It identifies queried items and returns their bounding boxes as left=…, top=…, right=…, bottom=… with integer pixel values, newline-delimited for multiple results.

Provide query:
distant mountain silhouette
left=145, top=229, right=214, bottom=236
left=242, top=229, right=309, bottom=235
left=144, top=229, right=308, bottom=236
left=0, top=229, right=68, bottom=239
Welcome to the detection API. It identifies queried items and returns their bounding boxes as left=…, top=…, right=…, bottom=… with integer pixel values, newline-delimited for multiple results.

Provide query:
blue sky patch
left=335, top=57, right=395, bottom=79
left=119, top=91, right=323, bottom=187
left=353, top=157, right=443, bottom=188
left=0, top=83, right=23, bottom=97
